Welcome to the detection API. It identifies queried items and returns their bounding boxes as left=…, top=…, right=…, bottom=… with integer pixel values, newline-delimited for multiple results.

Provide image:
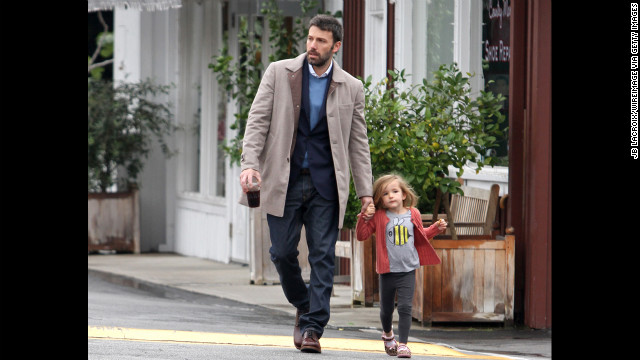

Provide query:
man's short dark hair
left=309, top=14, right=343, bottom=44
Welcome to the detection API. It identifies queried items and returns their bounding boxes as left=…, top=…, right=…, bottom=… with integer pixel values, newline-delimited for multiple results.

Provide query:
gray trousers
left=378, top=269, right=416, bottom=344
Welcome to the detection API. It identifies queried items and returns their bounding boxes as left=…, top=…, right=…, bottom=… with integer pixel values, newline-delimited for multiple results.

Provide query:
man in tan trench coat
left=238, top=15, right=373, bottom=354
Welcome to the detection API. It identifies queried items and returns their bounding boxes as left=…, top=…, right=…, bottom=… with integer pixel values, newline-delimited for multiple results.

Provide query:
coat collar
left=286, top=52, right=345, bottom=83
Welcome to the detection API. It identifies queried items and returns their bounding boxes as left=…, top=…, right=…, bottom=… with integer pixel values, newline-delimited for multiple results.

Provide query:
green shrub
left=342, top=64, right=506, bottom=229
left=88, top=78, right=177, bottom=192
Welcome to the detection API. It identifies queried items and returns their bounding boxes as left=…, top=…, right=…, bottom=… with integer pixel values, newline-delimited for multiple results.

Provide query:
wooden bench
left=423, top=184, right=500, bottom=238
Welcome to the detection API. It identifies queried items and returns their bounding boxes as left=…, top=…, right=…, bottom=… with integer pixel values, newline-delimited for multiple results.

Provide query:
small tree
left=342, top=64, right=507, bottom=228
left=88, top=78, right=177, bottom=192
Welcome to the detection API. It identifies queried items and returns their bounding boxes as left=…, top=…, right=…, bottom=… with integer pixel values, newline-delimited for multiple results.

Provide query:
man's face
left=306, top=25, right=341, bottom=67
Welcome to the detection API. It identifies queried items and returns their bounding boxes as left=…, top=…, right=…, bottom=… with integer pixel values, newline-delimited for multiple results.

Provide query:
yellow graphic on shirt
left=388, top=217, right=410, bottom=246
left=394, top=225, right=409, bottom=245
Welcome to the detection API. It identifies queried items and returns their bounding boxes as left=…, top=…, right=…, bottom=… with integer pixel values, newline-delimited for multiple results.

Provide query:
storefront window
left=181, top=0, right=227, bottom=198
left=482, top=0, right=511, bottom=165
left=426, top=0, right=454, bottom=83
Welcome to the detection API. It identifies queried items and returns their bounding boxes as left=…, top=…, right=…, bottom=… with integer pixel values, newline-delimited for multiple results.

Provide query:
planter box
left=88, top=188, right=140, bottom=253
left=412, top=234, right=515, bottom=326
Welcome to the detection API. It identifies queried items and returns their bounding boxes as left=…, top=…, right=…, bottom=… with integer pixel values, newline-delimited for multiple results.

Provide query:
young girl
left=356, top=174, right=447, bottom=358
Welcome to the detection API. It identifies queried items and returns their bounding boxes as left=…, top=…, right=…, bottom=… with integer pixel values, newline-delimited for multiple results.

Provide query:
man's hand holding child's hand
left=366, top=203, right=375, bottom=216
left=359, top=203, right=376, bottom=222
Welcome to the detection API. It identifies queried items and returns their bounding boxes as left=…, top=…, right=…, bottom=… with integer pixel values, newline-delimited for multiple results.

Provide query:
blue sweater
left=302, top=69, right=330, bottom=168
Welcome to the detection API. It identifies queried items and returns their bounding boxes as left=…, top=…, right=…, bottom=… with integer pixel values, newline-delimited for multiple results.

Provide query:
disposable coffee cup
left=246, top=178, right=261, bottom=208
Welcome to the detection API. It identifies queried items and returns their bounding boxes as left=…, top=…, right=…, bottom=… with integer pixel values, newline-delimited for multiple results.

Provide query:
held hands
left=364, top=203, right=375, bottom=218
left=358, top=196, right=375, bottom=222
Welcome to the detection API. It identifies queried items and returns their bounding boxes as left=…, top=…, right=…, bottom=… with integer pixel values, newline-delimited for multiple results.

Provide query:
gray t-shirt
left=385, top=209, right=420, bottom=272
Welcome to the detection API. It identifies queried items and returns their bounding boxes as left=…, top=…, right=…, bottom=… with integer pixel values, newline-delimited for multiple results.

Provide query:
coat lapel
left=327, top=61, right=342, bottom=96
left=325, top=60, right=344, bottom=133
left=287, top=53, right=305, bottom=155
left=287, top=57, right=304, bottom=127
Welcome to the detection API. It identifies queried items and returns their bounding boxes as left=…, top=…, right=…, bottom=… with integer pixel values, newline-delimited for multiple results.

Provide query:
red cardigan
left=355, top=207, right=441, bottom=274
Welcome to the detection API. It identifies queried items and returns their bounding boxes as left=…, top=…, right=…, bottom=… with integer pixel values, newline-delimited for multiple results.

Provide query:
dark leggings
left=379, top=270, right=416, bottom=344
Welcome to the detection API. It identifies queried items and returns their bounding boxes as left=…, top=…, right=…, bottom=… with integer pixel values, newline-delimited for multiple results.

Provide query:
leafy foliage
left=342, top=64, right=507, bottom=229
left=88, top=11, right=114, bottom=80
left=209, top=15, right=263, bottom=165
left=88, top=78, right=178, bottom=192
left=88, top=31, right=114, bottom=80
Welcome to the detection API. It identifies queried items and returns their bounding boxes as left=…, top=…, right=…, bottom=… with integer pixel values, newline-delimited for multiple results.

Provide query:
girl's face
left=381, top=180, right=407, bottom=213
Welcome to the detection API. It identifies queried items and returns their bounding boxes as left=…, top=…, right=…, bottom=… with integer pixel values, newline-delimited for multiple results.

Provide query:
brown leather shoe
left=293, top=308, right=308, bottom=349
left=300, top=329, right=321, bottom=353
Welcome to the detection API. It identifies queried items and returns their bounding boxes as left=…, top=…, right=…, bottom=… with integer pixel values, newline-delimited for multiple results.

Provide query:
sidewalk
left=88, top=253, right=551, bottom=359
left=87, top=252, right=382, bottom=330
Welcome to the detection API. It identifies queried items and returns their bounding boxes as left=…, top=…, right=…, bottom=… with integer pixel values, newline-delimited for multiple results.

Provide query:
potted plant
left=87, top=77, right=177, bottom=253
left=87, top=10, right=178, bottom=253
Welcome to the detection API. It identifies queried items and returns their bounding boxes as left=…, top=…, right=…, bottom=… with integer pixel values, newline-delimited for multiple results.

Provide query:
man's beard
left=307, top=51, right=332, bottom=67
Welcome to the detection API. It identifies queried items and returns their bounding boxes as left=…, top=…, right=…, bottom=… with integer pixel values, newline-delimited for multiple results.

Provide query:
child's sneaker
left=381, top=333, right=398, bottom=356
left=397, top=344, right=411, bottom=358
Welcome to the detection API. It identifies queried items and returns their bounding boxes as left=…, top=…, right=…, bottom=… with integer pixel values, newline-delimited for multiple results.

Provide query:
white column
left=114, top=7, right=142, bottom=82
left=364, top=0, right=387, bottom=84
left=454, top=0, right=484, bottom=94
left=393, top=0, right=421, bottom=92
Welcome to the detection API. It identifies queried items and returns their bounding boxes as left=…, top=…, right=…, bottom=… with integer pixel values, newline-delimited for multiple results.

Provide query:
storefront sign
left=484, top=0, right=510, bottom=63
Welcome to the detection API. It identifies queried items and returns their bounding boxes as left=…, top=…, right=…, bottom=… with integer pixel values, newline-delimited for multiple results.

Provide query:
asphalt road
left=88, top=272, right=549, bottom=359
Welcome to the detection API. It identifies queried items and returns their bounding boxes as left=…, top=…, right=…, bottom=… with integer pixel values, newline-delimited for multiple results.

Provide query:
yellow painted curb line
left=89, top=325, right=511, bottom=359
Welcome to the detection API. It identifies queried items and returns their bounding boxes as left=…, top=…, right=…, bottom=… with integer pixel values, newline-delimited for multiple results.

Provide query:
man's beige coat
left=239, top=53, right=373, bottom=228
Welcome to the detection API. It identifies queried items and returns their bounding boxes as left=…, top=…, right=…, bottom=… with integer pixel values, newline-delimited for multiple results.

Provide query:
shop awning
left=88, top=0, right=182, bottom=12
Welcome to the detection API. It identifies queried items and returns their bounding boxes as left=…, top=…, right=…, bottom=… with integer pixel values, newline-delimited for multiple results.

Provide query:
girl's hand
left=366, top=203, right=375, bottom=215
left=359, top=203, right=375, bottom=222
left=436, top=219, right=448, bottom=233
